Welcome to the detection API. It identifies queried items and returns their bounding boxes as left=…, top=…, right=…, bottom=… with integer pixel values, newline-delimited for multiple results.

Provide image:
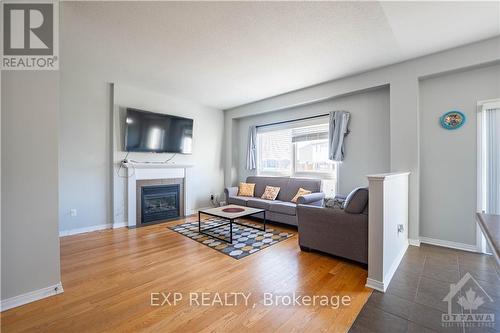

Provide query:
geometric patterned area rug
left=168, top=219, right=295, bottom=260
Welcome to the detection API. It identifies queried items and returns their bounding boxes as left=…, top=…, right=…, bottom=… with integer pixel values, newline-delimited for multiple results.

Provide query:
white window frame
left=291, top=140, right=338, bottom=180
left=476, top=98, right=500, bottom=254
left=255, top=117, right=339, bottom=183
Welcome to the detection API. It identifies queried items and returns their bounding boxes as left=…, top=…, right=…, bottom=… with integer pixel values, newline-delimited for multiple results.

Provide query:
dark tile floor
left=350, top=244, right=500, bottom=333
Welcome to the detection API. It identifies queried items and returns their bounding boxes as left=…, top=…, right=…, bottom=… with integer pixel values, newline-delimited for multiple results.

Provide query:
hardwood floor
left=1, top=216, right=372, bottom=333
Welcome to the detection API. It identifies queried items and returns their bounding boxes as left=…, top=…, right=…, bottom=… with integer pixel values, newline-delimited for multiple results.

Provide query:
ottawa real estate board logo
left=442, top=272, right=495, bottom=329
left=1, top=1, right=59, bottom=70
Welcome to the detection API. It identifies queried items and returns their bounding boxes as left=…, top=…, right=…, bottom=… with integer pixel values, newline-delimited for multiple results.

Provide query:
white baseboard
left=409, top=238, right=421, bottom=246
left=0, top=282, right=63, bottom=312
left=60, top=223, right=126, bottom=237
left=365, top=278, right=385, bottom=292
left=419, top=236, right=478, bottom=253
left=64, top=210, right=200, bottom=235
left=112, top=222, right=127, bottom=229
left=383, top=241, right=408, bottom=288
left=365, top=241, right=408, bottom=293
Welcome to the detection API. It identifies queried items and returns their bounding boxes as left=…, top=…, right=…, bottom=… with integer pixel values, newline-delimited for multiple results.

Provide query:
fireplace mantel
left=123, top=162, right=192, bottom=227
left=122, top=162, right=194, bottom=169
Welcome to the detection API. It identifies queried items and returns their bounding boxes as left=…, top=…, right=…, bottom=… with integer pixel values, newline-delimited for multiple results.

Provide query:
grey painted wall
left=59, top=4, right=225, bottom=232
left=1, top=71, right=61, bottom=299
left=112, top=84, right=224, bottom=226
left=420, top=64, right=500, bottom=245
left=236, top=87, right=390, bottom=195
left=225, top=37, right=500, bottom=244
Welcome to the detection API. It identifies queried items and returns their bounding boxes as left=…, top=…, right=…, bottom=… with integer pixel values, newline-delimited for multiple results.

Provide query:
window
left=256, top=118, right=337, bottom=195
left=257, top=128, right=292, bottom=175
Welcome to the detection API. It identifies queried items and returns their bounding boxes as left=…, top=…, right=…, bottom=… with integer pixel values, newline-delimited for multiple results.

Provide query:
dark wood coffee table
left=198, top=204, right=266, bottom=243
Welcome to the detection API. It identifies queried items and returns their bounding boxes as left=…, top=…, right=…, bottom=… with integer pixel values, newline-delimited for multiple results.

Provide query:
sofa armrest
left=297, top=192, right=325, bottom=206
left=224, top=186, right=239, bottom=199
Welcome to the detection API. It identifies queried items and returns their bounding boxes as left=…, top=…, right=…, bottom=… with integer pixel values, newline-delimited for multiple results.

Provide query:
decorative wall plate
left=440, top=110, right=466, bottom=130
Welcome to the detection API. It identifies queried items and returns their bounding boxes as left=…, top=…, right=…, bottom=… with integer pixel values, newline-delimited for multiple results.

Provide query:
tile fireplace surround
left=123, top=162, right=193, bottom=227
left=136, top=179, right=184, bottom=226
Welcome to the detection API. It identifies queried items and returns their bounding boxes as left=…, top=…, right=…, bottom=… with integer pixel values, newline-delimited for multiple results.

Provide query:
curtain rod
left=255, top=113, right=329, bottom=129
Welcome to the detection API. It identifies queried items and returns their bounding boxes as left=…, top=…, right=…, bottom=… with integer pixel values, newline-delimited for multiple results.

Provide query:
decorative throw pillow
left=238, top=183, right=255, bottom=197
left=325, top=196, right=345, bottom=209
left=291, top=188, right=312, bottom=203
left=261, top=186, right=281, bottom=200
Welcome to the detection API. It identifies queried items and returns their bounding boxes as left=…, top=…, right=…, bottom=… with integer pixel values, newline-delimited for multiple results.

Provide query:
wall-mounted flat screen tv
left=125, top=108, right=193, bottom=154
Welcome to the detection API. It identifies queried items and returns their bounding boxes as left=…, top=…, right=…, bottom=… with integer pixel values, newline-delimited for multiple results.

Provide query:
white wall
left=420, top=64, right=500, bottom=246
left=112, top=84, right=224, bottom=225
left=236, top=87, right=390, bottom=195
left=59, top=5, right=225, bottom=233
left=225, top=37, right=500, bottom=244
left=1, top=71, right=61, bottom=301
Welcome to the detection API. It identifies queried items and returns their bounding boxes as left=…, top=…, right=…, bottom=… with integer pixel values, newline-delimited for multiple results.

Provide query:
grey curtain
left=246, top=125, right=257, bottom=170
left=328, top=111, right=350, bottom=162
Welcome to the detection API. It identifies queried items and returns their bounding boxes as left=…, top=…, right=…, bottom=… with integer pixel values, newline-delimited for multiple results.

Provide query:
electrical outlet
left=397, top=224, right=404, bottom=233
left=70, top=209, right=77, bottom=217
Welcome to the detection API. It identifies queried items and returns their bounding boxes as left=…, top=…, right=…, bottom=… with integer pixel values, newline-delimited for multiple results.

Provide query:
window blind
left=257, top=128, right=292, bottom=174
left=256, top=115, right=330, bottom=176
left=292, top=123, right=329, bottom=143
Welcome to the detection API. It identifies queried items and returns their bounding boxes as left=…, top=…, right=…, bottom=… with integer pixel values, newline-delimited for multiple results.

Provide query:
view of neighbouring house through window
left=256, top=121, right=337, bottom=196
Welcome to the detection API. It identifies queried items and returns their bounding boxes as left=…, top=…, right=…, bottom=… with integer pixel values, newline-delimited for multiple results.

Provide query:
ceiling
left=62, top=1, right=500, bottom=110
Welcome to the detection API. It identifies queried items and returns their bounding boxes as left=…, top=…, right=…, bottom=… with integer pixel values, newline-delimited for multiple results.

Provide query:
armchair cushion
left=344, top=187, right=368, bottom=214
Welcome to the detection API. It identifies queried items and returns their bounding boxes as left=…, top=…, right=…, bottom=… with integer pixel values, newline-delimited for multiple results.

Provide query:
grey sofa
left=297, top=188, right=369, bottom=264
left=224, top=176, right=324, bottom=226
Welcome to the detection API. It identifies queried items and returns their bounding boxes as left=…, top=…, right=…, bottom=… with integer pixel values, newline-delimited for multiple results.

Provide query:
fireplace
left=140, top=184, right=180, bottom=225
left=124, top=165, right=189, bottom=228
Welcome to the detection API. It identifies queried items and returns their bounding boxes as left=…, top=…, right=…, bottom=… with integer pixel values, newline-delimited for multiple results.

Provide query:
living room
left=2, top=1, right=500, bottom=332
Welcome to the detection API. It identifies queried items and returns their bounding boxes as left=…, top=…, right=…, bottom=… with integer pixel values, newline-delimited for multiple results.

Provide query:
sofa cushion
left=281, top=177, right=322, bottom=202
left=261, top=186, right=281, bottom=200
left=291, top=188, right=312, bottom=203
left=227, top=196, right=249, bottom=206
left=269, top=201, right=297, bottom=216
left=238, top=182, right=255, bottom=197
left=246, top=176, right=290, bottom=200
left=247, top=198, right=276, bottom=210
left=344, top=187, right=368, bottom=214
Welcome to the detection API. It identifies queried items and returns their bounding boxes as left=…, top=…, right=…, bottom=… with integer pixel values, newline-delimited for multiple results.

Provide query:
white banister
left=366, top=172, right=410, bottom=292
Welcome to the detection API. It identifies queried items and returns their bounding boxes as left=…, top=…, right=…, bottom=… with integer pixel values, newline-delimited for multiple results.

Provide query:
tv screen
left=125, top=108, right=193, bottom=154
